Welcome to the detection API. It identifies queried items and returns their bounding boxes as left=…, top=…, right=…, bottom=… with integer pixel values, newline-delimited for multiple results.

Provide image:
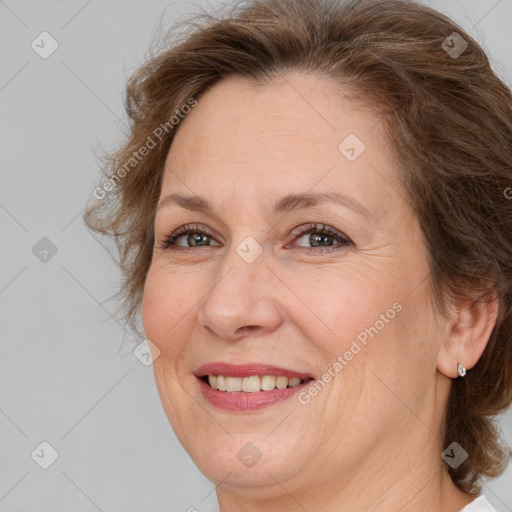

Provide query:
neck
left=216, top=445, right=475, bottom=512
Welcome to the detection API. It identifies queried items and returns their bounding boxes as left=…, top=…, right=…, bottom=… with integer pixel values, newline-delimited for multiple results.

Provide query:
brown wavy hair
left=84, top=0, right=512, bottom=494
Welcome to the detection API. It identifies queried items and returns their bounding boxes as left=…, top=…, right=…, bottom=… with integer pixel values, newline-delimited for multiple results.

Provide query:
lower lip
left=197, top=377, right=312, bottom=411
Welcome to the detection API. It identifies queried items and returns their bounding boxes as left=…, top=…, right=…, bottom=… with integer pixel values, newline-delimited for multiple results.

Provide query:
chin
left=173, top=418, right=314, bottom=492
left=193, top=439, right=308, bottom=496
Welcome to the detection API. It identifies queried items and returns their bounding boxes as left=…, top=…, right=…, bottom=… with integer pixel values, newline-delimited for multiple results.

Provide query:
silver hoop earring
left=457, top=361, right=466, bottom=377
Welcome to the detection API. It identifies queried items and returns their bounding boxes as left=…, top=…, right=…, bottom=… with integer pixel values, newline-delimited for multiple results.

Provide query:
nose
left=197, top=245, right=283, bottom=342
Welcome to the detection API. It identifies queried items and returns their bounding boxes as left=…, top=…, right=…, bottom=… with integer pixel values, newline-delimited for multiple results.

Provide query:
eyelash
left=159, top=222, right=352, bottom=255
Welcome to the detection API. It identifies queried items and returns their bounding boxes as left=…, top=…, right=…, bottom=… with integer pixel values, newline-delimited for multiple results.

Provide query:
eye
left=158, top=222, right=352, bottom=254
left=159, top=223, right=221, bottom=251
left=289, top=223, right=352, bottom=254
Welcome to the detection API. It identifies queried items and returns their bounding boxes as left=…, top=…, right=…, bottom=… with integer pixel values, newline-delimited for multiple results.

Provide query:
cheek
left=141, top=264, right=197, bottom=357
left=288, top=264, right=401, bottom=358
left=301, top=259, right=435, bottom=393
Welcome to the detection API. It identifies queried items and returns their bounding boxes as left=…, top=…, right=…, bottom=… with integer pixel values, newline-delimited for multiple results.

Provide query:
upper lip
left=195, top=362, right=315, bottom=380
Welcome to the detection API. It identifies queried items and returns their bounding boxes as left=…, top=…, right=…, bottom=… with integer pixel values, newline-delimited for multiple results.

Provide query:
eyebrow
left=157, top=191, right=373, bottom=221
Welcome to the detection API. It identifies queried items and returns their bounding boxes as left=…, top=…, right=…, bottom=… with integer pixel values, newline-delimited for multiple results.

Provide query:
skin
left=141, top=71, right=498, bottom=511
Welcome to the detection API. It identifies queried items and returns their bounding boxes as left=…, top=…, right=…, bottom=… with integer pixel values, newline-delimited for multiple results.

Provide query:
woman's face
left=142, top=71, right=449, bottom=499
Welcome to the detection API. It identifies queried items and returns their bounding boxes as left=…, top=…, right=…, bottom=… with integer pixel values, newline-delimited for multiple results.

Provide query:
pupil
left=190, top=233, right=208, bottom=246
left=311, top=233, right=331, bottom=247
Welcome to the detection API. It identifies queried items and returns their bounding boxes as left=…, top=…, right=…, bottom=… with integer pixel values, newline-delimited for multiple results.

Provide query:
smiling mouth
left=200, top=374, right=314, bottom=392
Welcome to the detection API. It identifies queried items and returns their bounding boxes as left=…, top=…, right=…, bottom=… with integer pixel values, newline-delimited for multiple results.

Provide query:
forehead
left=161, top=72, right=399, bottom=216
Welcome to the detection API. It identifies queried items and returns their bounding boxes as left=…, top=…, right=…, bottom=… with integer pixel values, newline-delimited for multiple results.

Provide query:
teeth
left=276, top=376, right=288, bottom=389
left=217, top=375, right=227, bottom=391
left=242, top=376, right=261, bottom=392
left=206, top=375, right=308, bottom=392
left=226, top=376, right=242, bottom=392
left=261, top=375, right=276, bottom=390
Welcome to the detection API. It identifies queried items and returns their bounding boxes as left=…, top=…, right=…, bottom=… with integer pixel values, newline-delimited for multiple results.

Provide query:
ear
left=436, top=294, right=499, bottom=378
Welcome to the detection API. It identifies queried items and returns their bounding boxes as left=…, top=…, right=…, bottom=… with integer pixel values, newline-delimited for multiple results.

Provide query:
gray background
left=1, top=1, right=511, bottom=511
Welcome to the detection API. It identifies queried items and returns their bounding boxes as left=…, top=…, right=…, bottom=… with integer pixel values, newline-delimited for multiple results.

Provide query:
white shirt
left=460, top=495, right=498, bottom=511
